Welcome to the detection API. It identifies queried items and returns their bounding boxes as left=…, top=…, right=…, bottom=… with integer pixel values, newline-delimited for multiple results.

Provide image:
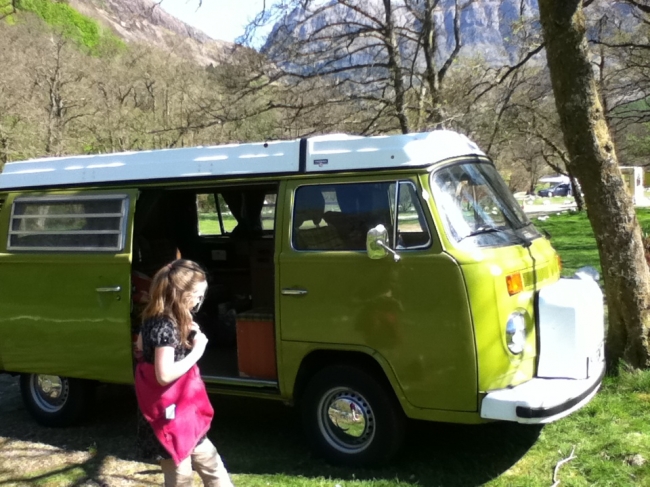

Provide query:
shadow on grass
left=215, top=394, right=542, bottom=485
left=0, top=378, right=541, bottom=486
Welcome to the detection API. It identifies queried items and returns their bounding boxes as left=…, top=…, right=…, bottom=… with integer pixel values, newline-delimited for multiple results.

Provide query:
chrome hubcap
left=30, top=375, right=69, bottom=413
left=318, top=387, right=375, bottom=453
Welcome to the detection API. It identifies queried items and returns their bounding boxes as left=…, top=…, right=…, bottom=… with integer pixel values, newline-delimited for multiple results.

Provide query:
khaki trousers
left=160, top=438, right=233, bottom=487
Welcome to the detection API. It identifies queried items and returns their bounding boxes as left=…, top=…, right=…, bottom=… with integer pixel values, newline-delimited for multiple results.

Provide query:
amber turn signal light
left=506, top=272, right=524, bottom=296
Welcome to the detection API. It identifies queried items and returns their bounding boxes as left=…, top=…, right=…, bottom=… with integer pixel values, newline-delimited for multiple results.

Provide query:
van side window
left=293, top=181, right=431, bottom=251
left=197, top=192, right=276, bottom=236
left=389, top=181, right=431, bottom=249
left=8, top=195, right=128, bottom=251
left=293, top=182, right=394, bottom=251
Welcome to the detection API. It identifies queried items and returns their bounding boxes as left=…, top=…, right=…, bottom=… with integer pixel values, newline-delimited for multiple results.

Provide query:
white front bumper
left=480, top=355, right=605, bottom=424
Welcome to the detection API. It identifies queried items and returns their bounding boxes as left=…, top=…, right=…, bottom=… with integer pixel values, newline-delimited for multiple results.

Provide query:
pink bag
left=135, top=362, right=214, bottom=465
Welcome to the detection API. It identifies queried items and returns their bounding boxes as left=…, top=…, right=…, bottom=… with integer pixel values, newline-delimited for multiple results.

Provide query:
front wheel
left=300, top=365, right=405, bottom=466
left=20, top=374, right=93, bottom=427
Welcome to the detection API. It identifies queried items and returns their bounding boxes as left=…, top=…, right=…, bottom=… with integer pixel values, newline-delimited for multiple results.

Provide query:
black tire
left=20, top=374, right=93, bottom=427
left=300, top=365, right=405, bottom=466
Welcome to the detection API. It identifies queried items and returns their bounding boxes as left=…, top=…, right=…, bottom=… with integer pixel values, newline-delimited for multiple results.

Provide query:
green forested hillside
left=15, top=0, right=124, bottom=53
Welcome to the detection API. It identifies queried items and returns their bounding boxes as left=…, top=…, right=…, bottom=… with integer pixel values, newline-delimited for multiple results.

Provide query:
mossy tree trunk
left=539, top=0, right=650, bottom=369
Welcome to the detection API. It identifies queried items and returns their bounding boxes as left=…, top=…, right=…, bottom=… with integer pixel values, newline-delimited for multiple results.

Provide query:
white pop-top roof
left=0, top=130, right=485, bottom=190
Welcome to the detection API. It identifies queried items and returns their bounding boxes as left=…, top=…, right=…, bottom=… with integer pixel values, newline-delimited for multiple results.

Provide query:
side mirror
left=366, top=224, right=400, bottom=262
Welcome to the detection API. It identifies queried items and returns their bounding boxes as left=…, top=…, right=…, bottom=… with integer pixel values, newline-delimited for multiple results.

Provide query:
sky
left=158, top=0, right=275, bottom=43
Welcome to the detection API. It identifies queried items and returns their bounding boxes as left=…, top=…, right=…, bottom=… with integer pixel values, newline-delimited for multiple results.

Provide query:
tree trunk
left=539, top=0, right=650, bottom=369
left=567, top=171, right=584, bottom=211
left=382, top=0, right=410, bottom=134
left=420, top=0, right=444, bottom=128
left=0, top=133, right=8, bottom=170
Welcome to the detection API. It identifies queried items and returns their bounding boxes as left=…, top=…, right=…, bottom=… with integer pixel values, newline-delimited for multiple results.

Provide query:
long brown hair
left=142, top=259, right=206, bottom=348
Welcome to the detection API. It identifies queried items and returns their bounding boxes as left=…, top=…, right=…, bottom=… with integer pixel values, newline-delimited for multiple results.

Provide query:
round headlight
left=506, top=311, right=527, bottom=354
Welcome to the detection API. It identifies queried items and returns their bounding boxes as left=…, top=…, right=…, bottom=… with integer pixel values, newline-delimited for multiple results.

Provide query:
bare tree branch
left=473, top=43, right=545, bottom=103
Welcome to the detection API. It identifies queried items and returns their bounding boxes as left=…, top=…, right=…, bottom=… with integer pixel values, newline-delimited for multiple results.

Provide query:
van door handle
left=96, top=286, right=122, bottom=293
left=281, top=288, right=308, bottom=296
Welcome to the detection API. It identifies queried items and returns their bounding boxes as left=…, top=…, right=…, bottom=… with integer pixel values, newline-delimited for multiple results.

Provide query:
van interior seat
left=294, top=187, right=345, bottom=250
left=322, top=211, right=363, bottom=248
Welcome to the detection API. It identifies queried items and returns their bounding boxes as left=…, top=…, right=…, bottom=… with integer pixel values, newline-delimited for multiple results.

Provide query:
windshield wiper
left=459, top=226, right=503, bottom=242
left=513, top=221, right=532, bottom=230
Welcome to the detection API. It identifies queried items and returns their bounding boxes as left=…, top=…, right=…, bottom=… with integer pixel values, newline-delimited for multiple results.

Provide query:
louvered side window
left=8, top=195, right=128, bottom=252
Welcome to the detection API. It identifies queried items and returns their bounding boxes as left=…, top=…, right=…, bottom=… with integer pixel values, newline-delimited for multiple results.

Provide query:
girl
left=135, top=259, right=233, bottom=487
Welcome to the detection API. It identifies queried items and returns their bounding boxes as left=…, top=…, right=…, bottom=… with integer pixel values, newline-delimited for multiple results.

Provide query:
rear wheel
left=300, top=365, right=405, bottom=466
left=20, top=374, right=92, bottom=427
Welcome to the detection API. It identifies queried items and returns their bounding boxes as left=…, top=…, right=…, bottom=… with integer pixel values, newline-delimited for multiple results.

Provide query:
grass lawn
left=533, top=207, right=650, bottom=277
left=198, top=213, right=274, bottom=234
left=1, top=210, right=650, bottom=487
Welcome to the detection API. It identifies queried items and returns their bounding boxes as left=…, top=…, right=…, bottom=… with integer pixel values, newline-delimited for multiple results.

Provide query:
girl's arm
left=154, top=330, right=208, bottom=386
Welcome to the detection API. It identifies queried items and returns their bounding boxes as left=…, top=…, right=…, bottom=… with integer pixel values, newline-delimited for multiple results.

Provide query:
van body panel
left=277, top=340, right=484, bottom=423
left=277, top=341, right=408, bottom=403
left=460, top=260, right=537, bottom=391
left=278, top=178, right=478, bottom=412
left=421, top=168, right=563, bottom=393
left=448, top=237, right=560, bottom=392
left=0, top=190, right=136, bottom=384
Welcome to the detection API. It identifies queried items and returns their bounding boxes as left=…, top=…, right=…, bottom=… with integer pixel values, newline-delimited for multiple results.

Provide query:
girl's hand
left=192, top=330, right=208, bottom=356
left=188, top=322, right=201, bottom=344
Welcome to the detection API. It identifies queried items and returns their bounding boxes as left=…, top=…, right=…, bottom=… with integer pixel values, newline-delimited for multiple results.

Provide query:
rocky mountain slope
left=68, top=0, right=232, bottom=65
left=263, top=0, right=633, bottom=66
left=263, top=0, right=541, bottom=65
left=435, top=0, right=539, bottom=63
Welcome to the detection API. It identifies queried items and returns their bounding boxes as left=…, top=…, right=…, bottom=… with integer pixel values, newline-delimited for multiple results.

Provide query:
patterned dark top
left=136, top=315, right=190, bottom=461
left=140, top=315, right=190, bottom=364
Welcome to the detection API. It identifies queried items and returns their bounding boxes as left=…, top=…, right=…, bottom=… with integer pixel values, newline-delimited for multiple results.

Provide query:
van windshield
left=431, top=161, right=540, bottom=248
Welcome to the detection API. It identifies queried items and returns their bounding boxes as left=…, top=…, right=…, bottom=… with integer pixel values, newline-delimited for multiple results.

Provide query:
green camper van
left=0, top=131, right=605, bottom=465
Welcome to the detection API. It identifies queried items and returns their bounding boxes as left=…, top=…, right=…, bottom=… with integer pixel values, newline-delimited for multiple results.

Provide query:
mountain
left=68, top=0, right=232, bottom=65
left=263, top=0, right=541, bottom=66
left=262, top=0, right=634, bottom=67
left=436, top=0, right=539, bottom=63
